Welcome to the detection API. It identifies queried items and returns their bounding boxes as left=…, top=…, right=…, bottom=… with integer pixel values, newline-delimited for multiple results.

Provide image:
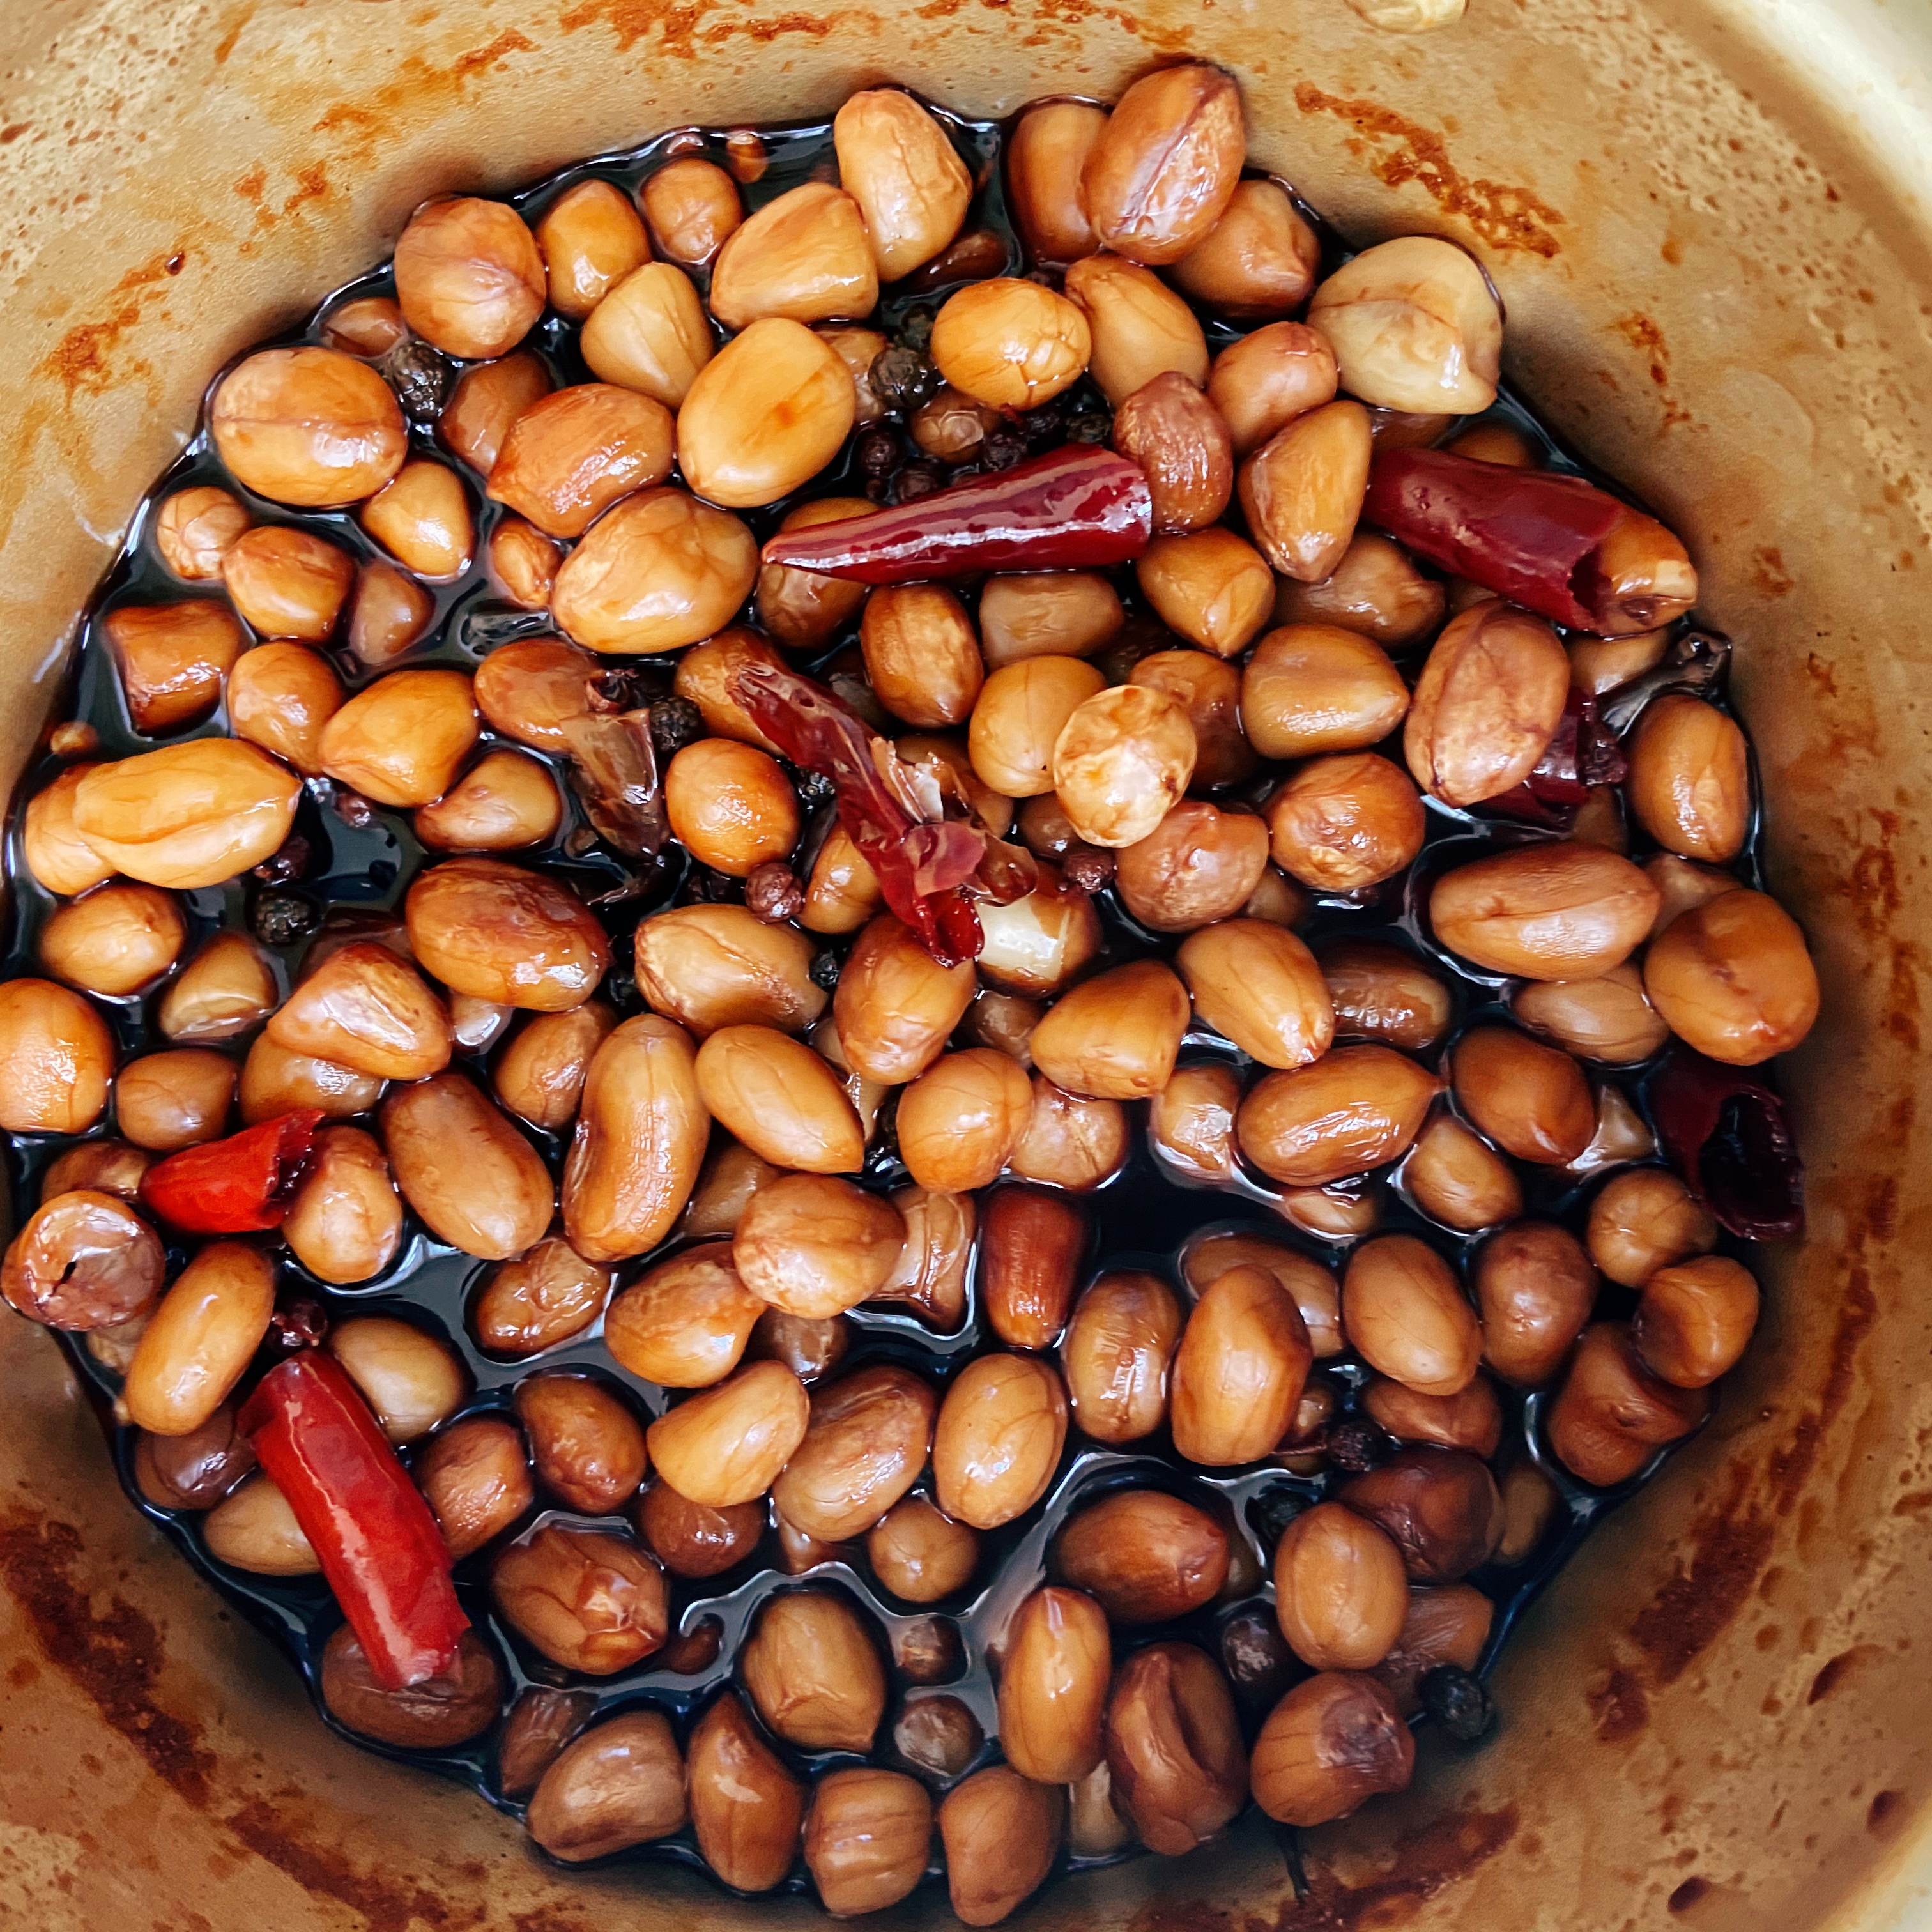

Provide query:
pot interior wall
left=3, top=2, right=1931, bottom=1928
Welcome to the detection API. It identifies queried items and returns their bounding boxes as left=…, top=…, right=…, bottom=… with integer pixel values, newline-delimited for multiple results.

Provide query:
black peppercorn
left=252, top=891, right=322, bottom=948
left=1250, top=1486, right=1305, bottom=1552
left=857, top=426, right=902, bottom=476
left=981, top=429, right=1027, bottom=471
left=330, top=790, right=376, bottom=830
left=1061, top=845, right=1114, bottom=894
left=809, top=949, right=843, bottom=992
left=893, top=461, right=945, bottom=503
left=1065, top=409, right=1112, bottom=445
left=896, top=305, right=936, bottom=353
left=648, top=696, right=703, bottom=762
left=1326, top=1416, right=1395, bottom=1473
left=870, top=343, right=940, bottom=413
left=1419, top=1665, right=1495, bottom=1744
left=251, top=836, right=312, bottom=885
left=378, top=339, right=454, bottom=422
left=795, top=769, right=836, bottom=810
left=1020, top=399, right=1066, bottom=447
left=744, top=861, right=804, bottom=923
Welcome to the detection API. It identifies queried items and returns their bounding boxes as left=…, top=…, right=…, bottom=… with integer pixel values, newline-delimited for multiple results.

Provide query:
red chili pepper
left=1363, top=448, right=1637, bottom=632
left=1648, top=1046, right=1804, bottom=1241
left=733, top=661, right=984, bottom=967
left=757, top=445, right=1153, bottom=583
left=139, top=1110, right=323, bottom=1233
left=238, top=1349, right=468, bottom=1690
left=1481, top=691, right=1628, bottom=829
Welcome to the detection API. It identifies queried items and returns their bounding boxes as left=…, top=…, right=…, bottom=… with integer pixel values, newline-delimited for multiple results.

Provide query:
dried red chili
left=1482, top=692, right=1627, bottom=829
left=756, top=445, right=1153, bottom=583
left=139, top=1110, right=322, bottom=1234
left=732, top=661, right=985, bottom=966
left=1648, top=1046, right=1804, bottom=1240
left=1364, top=449, right=1678, bottom=636
left=238, top=1349, right=469, bottom=1690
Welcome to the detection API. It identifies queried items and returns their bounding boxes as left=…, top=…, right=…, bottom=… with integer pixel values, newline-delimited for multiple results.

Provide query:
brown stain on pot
left=1586, top=1666, right=1650, bottom=1741
left=310, top=29, right=540, bottom=165
left=38, top=250, right=192, bottom=398
left=1611, top=313, right=1694, bottom=431
left=224, top=1797, right=489, bottom=1932
left=1292, top=85, right=1564, bottom=257
left=0, top=1508, right=217, bottom=1805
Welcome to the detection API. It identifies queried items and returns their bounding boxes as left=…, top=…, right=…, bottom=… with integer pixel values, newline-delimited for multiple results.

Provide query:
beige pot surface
left=3, top=1, right=1931, bottom=1928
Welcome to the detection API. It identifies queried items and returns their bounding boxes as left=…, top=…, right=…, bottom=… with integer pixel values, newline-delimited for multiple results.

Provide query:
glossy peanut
left=866, top=1494, right=978, bottom=1602
left=1004, top=1075, right=1127, bottom=1191
left=1063, top=252, right=1209, bottom=403
left=381, top=1074, right=553, bottom=1259
left=641, top=157, right=742, bottom=264
left=1623, top=694, right=1752, bottom=861
left=1208, top=321, right=1338, bottom=456
left=1250, top=1672, right=1414, bottom=1826
left=133, top=1402, right=255, bottom=1512
left=1149, top=1065, right=1241, bottom=1183
left=73, top=740, right=302, bottom=890
left=896, top=1050, right=1034, bottom=1193
left=1114, top=371, right=1235, bottom=533
left=490, top=1002, right=612, bottom=1132
left=105, top=599, right=246, bottom=733
left=362, top=459, right=474, bottom=578
left=768, top=1363, right=936, bottom=1545
left=210, top=346, right=408, bottom=507
left=733, top=1174, right=906, bottom=1319
left=633, top=904, right=823, bottom=1041
left=681, top=1139, right=783, bottom=1241
left=741, top=1591, right=887, bottom=1752
left=1633, top=1255, right=1759, bottom=1388
left=1586, top=1167, right=1718, bottom=1287
left=930, top=277, right=1092, bottom=411
left=1273, top=1499, right=1408, bottom=1671
left=805, top=1767, right=933, bottom=1918
left=154, top=486, right=249, bottom=581
left=275, top=1126, right=399, bottom=1284
left=573, top=264, right=710, bottom=413
left=647, top=1360, right=809, bottom=1508
left=1006, top=100, right=1105, bottom=263
left=348, top=552, right=436, bottom=660
left=491, top=1522, right=668, bottom=1674
left=486, top=384, right=673, bottom=539
left=1171, top=1261, right=1312, bottom=1464
left=678, top=318, right=855, bottom=508
left=551, top=487, right=759, bottom=655
left=1180, top=919, right=1335, bottom=1070
left=664, top=738, right=800, bottom=878
left=1134, top=526, right=1275, bottom=658
left=415, top=749, right=561, bottom=852
left=406, top=857, right=610, bottom=1011
left=1342, top=1234, right=1481, bottom=1397
left=328, top=1316, right=468, bottom=1445
left=1029, top=959, right=1189, bottom=1101
left=752, top=498, right=870, bottom=652
left=1101, top=1639, right=1246, bottom=1855
left=123, top=1243, right=275, bottom=1437
left=1131, top=648, right=1255, bottom=789
left=1644, top=887, right=1820, bottom=1065
left=687, top=1692, right=806, bottom=1892
left=417, top=1416, right=533, bottom=1559
left=496, top=1686, right=601, bottom=1800
left=394, top=196, right=544, bottom=358
left=1403, top=1110, right=1522, bottom=1232
left=1452, top=1024, right=1595, bottom=1166
left=0, top=979, right=114, bottom=1135
left=976, top=870, right=1103, bottom=997
left=859, top=583, right=983, bottom=725
left=1081, top=63, right=1244, bottom=263
left=40, top=1140, right=149, bottom=1204
left=441, top=352, right=553, bottom=475
left=633, top=1480, right=763, bottom=1578
left=1241, top=624, right=1409, bottom=760
left=602, top=1241, right=761, bottom=1388
left=711, top=180, right=877, bottom=331
left=1056, top=1268, right=1179, bottom=1443
left=1430, top=843, right=1660, bottom=980
left=834, top=88, right=972, bottom=278
left=526, top=1710, right=687, bottom=1861
left=514, top=1373, right=647, bottom=1515
left=22, top=766, right=114, bottom=896
left=940, top=1765, right=1062, bottom=1928
left=1404, top=603, right=1570, bottom=805
left=1240, top=401, right=1373, bottom=582
left=37, top=882, right=183, bottom=999
left=1339, top=1449, right=1503, bottom=1582
left=267, top=942, right=450, bottom=1081
left=1308, top=235, right=1501, bottom=413
left=537, top=178, right=649, bottom=319
left=238, top=1036, right=383, bottom=1123
left=996, top=1586, right=1110, bottom=1784
left=832, top=914, right=977, bottom=1085
left=204, top=1475, right=321, bottom=1575
left=1184, top=1232, right=1346, bottom=1358
left=1276, top=532, right=1447, bottom=650
left=1172, top=175, right=1321, bottom=317
left=1363, top=1373, right=1504, bottom=1457
left=1268, top=752, right=1426, bottom=893
left=319, top=667, right=479, bottom=808
left=1238, top=1045, right=1440, bottom=1188
left=932, top=1353, right=1067, bottom=1529
left=694, top=1024, right=864, bottom=1172
left=1549, top=1322, right=1712, bottom=1486
left=873, top=1185, right=975, bottom=1331
left=1512, top=962, right=1667, bottom=1066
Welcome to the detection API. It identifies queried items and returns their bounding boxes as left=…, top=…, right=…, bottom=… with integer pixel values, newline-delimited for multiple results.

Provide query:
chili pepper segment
left=238, top=1349, right=469, bottom=1690
left=1648, top=1045, right=1804, bottom=1241
left=140, top=1108, right=324, bottom=1233
left=756, top=445, right=1154, bottom=583
left=1362, top=447, right=1697, bottom=638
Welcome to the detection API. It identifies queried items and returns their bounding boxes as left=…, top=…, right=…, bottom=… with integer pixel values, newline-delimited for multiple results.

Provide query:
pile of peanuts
left=0, top=62, right=1821, bottom=1924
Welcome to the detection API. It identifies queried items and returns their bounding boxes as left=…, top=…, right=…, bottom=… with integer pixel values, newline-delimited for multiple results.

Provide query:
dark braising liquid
left=6, top=99, right=1763, bottom=1898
